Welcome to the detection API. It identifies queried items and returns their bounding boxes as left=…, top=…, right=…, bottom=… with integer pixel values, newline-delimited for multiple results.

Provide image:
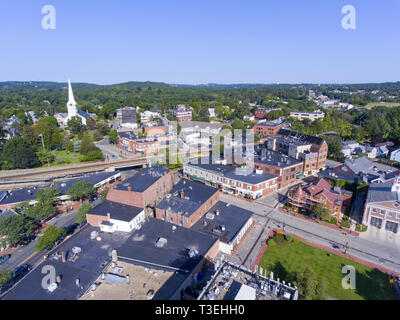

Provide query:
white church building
left=55, top=79, right=94, bottom=126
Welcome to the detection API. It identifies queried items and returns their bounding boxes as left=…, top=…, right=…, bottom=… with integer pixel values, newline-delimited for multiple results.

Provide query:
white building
left=390, top=149, right=400, bottom=163
left=208, top=108, right=216, bottom=118
left=54, top=79, right=93, bottom=126
left=289, top=110, right=325, bottom=122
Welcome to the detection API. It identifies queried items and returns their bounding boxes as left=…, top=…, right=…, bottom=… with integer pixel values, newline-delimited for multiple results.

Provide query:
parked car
left=0, top=254, right=11, bottom=265
left=12, top=264, right=30, bottom=279
left=63, top=223, right=80, bottom=235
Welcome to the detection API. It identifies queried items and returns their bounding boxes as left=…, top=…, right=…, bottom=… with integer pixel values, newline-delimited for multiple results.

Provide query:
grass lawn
left=364, top=102, right=400, bottom=109
left=38, top=150, right=82, bottom=168
left=259, top=238, right=395, bottom=300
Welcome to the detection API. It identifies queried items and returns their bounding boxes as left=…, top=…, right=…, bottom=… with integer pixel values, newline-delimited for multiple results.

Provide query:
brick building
left=253, top=122, right=282, bottom=136
left=107, top=167, right=174, bottom=209
left=183, top=160, right=278, bottom=199
left=250, top=149, right=303, bottom=189
left=287, top=178, right=353, bottom=217
left=362, top=173, right=400, bottom=238
left=155, top=179, right=220, bottom=228
left=267, top=129, right=328, bottom=174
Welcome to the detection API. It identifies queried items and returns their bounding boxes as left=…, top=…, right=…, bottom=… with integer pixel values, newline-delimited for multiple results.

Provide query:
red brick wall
left=106, top=170, right=175, bottom=208
left=156, top=191, right=220, bottom=227
left=87, top=213, right=109, bottom=227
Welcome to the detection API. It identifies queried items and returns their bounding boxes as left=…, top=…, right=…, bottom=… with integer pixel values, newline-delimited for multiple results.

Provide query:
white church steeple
left=67, top=78, right=77, bottom=117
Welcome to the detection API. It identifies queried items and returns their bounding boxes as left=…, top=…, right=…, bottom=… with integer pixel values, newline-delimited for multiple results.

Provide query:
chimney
left=180, top=191, right=184, bottom=199
left=61, top=251, right=66, bottom=263
left=107, top=212, right=111, bottom=220
left=128, top=186, right=131, bottom=192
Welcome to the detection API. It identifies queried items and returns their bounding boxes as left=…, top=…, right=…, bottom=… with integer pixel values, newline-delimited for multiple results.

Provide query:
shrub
left=284, top=234, right=293, bottom=242
left=340, top=218, right=351, bottom=228
left=273, top=233, right=285, bottom=243
left=329, top=217, right=337, bottom=225
left=292, top=237, right=300, bottom=244
left=267, top=239, right=276, bottom=246
left=356, top=224, right=367, bottom=232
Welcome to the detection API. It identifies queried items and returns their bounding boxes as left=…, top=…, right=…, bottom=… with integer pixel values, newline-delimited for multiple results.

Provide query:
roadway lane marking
left=17, top=251, right=37, bottom=267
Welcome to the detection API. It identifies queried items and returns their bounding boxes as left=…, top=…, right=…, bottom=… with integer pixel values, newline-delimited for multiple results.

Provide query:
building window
left=372, top=208, right=377, bottom=213
left=370, top=216, right=382, bottom=229
left=397, top=213, right=400, bottom=219
left=387, top=211, right=393, bottom=218
left=385, top=221, right=398, bottom=234
left=380, top=210, right=386, bottom=216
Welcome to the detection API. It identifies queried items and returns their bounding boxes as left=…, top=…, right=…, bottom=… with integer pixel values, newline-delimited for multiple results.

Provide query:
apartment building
left=289, top=110, right=325, bottom=122
left=183, top=161, right=278, bottom=199
left=173, top=105, right=192, bottom=122
left=253, top=121, right=282, bottom=136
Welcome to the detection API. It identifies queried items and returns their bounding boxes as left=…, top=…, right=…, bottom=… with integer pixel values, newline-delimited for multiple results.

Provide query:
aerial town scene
left=0, top=0, right=399, bottom=306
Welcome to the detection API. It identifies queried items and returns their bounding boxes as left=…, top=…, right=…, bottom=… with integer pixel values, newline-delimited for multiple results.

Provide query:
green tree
left=35, top=225, right=66, bottom=251
left=33, top=118, right=63, bottom=150
left=0, top=215, right=36, bottom=246
left=1, top=137, right=40, bottom=169
left=96, top=122, right=110, bottom=136
left=310, top=203, right=332, bottom=221
left=75, top=203, right=92, bottom=223
left=0, top=270, right=12, bottom=289
left=108, top=130, right=118, bottom=144
left=26, top=188, right=60, bottom=221
left=67, top=181, right=96, bottom=201
left=79, top=135, right=99, bottom=155
left=67, top=116, right=85, bottom=134
left=80, top=150, right=104, bottom=162
left=292, top=266, right=326, bottom=300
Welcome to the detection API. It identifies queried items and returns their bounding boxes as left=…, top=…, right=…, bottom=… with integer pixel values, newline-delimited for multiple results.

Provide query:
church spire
left=68, top=78, right=76, bottom=106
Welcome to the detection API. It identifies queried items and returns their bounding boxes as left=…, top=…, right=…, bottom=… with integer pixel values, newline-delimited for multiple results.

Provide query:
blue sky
left=0, top=0, right=399, bottom=84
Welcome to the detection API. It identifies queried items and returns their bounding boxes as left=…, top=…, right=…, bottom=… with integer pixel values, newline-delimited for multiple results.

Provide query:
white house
left=390, top=149, right=400, bottom=163
left=86, top=200, right=145, bottom=233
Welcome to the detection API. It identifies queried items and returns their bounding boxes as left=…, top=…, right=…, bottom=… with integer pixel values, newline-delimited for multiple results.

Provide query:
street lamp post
left=39, top=133, right=50, bottom=167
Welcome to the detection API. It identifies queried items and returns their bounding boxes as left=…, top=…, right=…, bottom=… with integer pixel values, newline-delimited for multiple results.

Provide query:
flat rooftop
left=3, top=226, right=131, bottom=300
left=52, top=171, right=120, bottom=196
left=156, top=179, right=219, bottom=216
left=114, top=167, right=170, bottom=192
left=254, top=150, right=302, bottom=168
left=87, top=200, right=143, bottom=222
left=192, top=201, right=252, bottom=244
left=80, top=261, right=182, bottom=300
left=117, top=218, right=218, bottom=274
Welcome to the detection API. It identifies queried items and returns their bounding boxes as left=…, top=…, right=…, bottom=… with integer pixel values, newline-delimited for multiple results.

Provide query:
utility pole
left=39, top=133, right=50, bottom=167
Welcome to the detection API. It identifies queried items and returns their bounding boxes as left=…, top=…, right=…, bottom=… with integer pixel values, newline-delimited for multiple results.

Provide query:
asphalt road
left=220, top=193, right=400, bottom=274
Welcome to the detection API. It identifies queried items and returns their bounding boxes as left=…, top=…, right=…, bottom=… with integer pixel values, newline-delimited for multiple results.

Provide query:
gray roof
left=254, top=149, right=302, bottom=168
left=0, top=171, right=119, bottom=206
left=117, top=218, right=218, bottom=273
left=114, top=167, right=170, bottom=192
left=192, top=201, right=252, bottom=244
left=121, top=109, right=137, bottom=124
left=0, top=209, right=17, bottom=222
left=53, top=171, right=120, bottom=196
left=224, top=168, right=277, bottom=184
left=366, top=181, right=399, bottom=204
left=344, top=157, right=376, bottom=175
left=318, top=168, right=362, bottom=183
left=87, top=200, right=143, bottom=222
left=156, top=179, right=219, bottom=217
left=3, top=226, right=131, bottom=300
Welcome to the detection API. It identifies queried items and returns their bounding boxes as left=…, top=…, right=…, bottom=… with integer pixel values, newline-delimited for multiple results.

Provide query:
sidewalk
left=278, top=205, right=360, bottom=237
